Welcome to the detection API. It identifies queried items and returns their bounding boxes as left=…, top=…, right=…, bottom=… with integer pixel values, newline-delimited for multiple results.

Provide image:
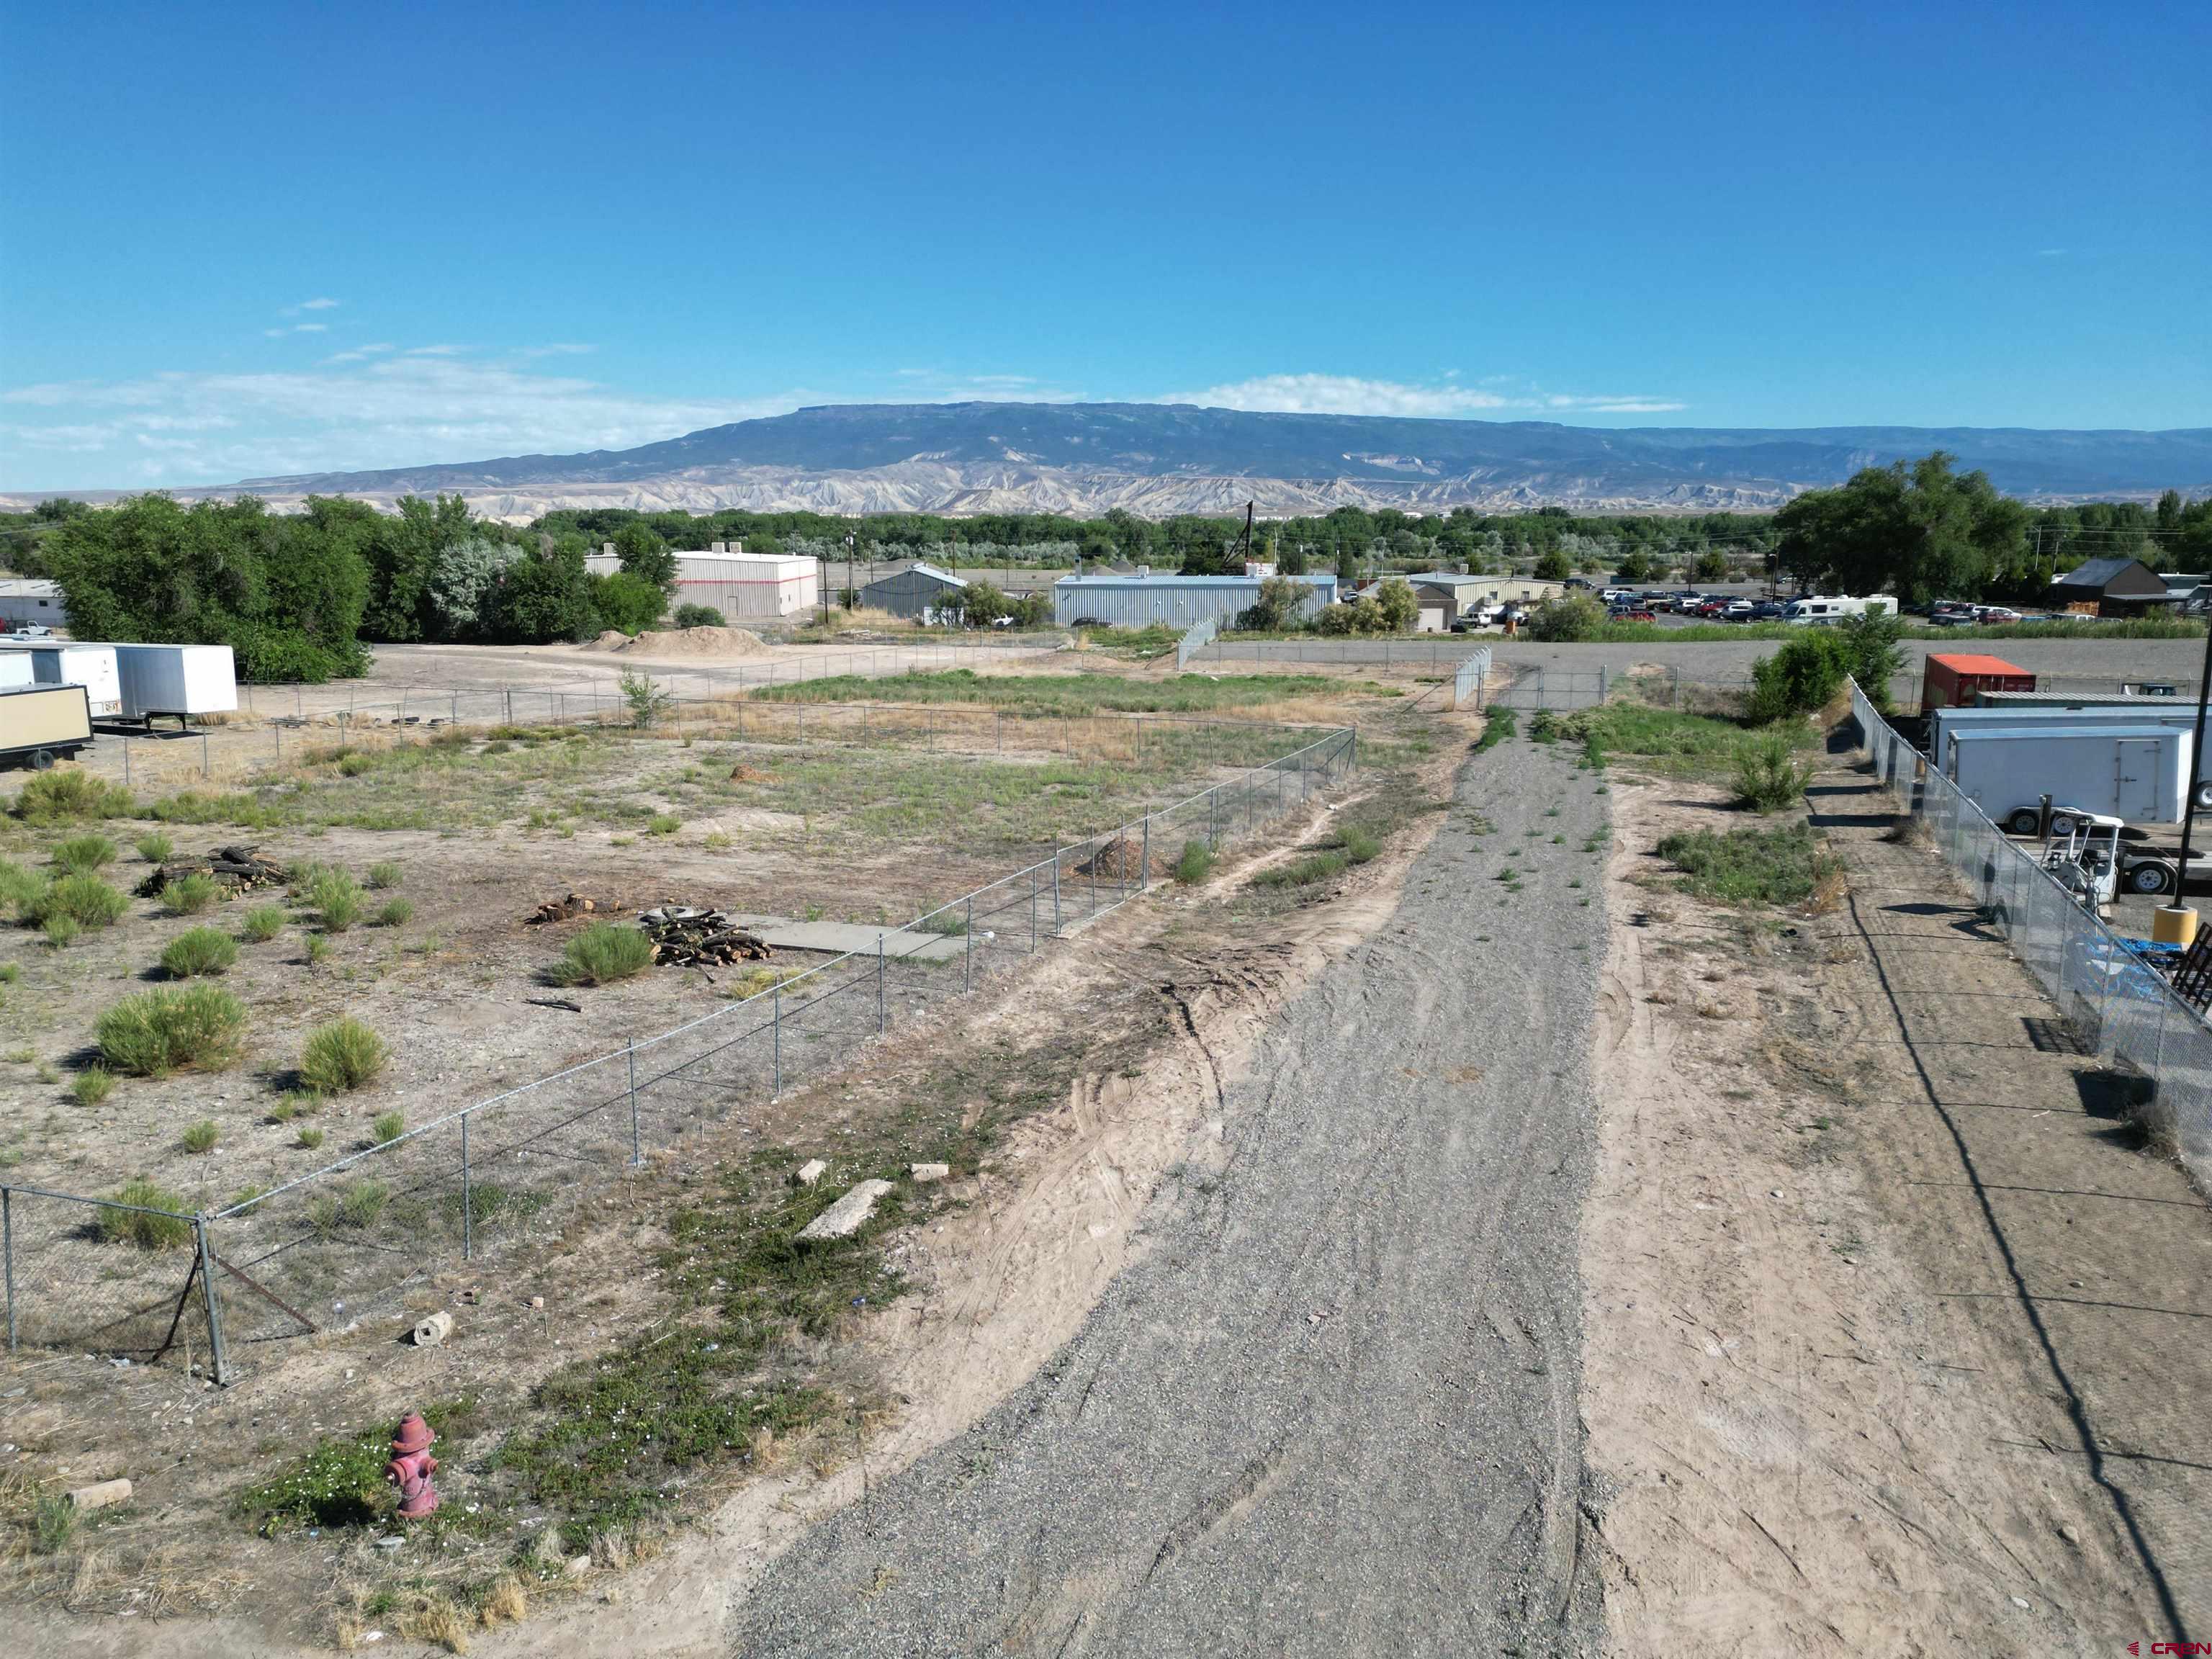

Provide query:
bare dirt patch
left=1582, top=768, right=2202, bottom=1653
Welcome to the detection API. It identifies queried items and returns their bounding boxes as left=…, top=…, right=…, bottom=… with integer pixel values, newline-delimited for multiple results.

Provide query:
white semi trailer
left=102, top=642, right=238, bottom=726
left=1942, top=724, right=2194, bottom=835
left=1930, top=703, right=2212, bottom=814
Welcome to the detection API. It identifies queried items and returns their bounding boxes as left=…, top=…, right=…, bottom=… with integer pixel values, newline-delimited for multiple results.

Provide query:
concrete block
left=792, top=1159, right=827, bottom=1187
left=909, top=1162, right=950, bottom=1183
left=796, top=1179, right=894, bottom=1241
left=68, top=1478, right=132, bottom=1511
left=410, top=1310, right=454, bottom=1347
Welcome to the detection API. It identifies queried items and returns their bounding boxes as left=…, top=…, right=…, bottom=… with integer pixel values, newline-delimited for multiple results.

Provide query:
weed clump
left=551, top=922, right=655, bottom=986
left=50, top=833, right=117, bottom=875
left=371, top=1109, right=405, bottom=1145
left=98, top=1179, right=193, bottom=1249
left=1733, top=732, right=1813, bottom=814
left=299, top=1017, right=388, bottom=1094
left=306, top=868, right=365, bottom=932
left=71, top=1066, right=114, bottom=1106
left=1472, top=709, right=1518, bottom=752
left=160, top=873, right=220, bottom=915
left=160, top=926, right=238, bottom=978
left=1655, top=824, right=1835, bottom=907
left=365, top=860, right=403, bottom=889
left=372, top=896, right=413, bottom=927
left=235, top=1431, right=392, bottom=1534
left=181, top=1120, right=219, bottom=1154
left=96, top=985, right=248, bottom=1076
left=1173, top=840, right=1215, bottom=884
left=29, top=873, right=129, bottom=930
left=134, top=832, right=174, bottom=865
left=13, top=770, right=133, bottom=824
left=239, top=904, right=286, bottom=943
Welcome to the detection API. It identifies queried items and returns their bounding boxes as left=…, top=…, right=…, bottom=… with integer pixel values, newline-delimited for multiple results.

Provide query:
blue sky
left=3, top=1, right=2206, bottom=488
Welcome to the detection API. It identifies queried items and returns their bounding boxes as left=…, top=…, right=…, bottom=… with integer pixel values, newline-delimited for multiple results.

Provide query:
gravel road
left=727, top=735, right=1609, bottom=1657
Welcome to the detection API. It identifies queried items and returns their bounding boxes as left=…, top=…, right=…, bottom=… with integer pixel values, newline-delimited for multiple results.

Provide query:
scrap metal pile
left=138, top=845, right=286, bottom=899
left=638, top=904, right=774, bottom=967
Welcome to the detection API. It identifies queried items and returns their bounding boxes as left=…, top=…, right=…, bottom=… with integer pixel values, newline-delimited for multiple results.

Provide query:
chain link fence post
left=964, top=896, right=974, bottom=993
left=195, top=1216, right=230, bottom=1385
left=3, top=1187, right=14, bottom=1354
left=1053, top=853, right=1063, bottom=938
left=773, top=985, right=783, bottom=1096
left=1141, top=815, right=1151, bottom=891
left=878, top=934, right=887, bottom=1034
left=462, top=1114, right=473, bottom=1261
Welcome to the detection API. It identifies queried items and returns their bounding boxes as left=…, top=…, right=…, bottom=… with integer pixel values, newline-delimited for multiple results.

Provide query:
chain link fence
left=1176, top=616, right=1218, bottom=670
left=1849, top=680, right=2212, bottom=1190
left=4, top=724, right=1357, bottom=1380
left=1452, top=647, right=1493, bottom=709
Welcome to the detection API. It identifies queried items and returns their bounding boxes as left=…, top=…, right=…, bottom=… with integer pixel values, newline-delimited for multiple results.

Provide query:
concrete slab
left=796, top=1179, right=894, bottom=1242
left=723, top=914, right=969, bottom=963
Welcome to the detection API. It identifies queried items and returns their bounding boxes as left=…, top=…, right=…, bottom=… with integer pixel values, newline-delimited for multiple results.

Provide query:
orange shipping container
left=1920, top=653, right=2035, bottom=715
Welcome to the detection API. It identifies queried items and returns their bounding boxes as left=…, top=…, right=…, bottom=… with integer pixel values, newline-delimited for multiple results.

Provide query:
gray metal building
left=858, top=561, right=968, bottom=621
left=0, top=578, right=69, bottom=632
left=1053, top=572, right=1336, bottom=629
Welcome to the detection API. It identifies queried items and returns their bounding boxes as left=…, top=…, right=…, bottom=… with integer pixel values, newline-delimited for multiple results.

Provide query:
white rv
left=1783, top=595, right=1898, bottom=626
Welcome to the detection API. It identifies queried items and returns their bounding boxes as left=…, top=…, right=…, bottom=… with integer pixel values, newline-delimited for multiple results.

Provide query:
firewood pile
left=638, top=905, right=774, bottom=967
left=1074, top=835, right=1156, bottom=881
left=526, top=893, right=601, bottom=925
left=138, top=845, right=286, bottom=899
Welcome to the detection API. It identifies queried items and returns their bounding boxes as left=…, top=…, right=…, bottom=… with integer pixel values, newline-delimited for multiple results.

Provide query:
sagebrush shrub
left=96, top=985, right=248, bottom=1076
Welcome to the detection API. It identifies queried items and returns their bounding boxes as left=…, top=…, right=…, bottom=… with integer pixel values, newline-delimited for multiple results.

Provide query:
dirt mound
left=588, top=624, right=770, bottom=658
left=1075, top=835, right=1157, bottom=881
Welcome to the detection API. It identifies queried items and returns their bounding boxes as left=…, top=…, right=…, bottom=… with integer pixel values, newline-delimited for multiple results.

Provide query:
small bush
left=161, top=873, right=220, bottom=915
left=372, top=896, right=413, bottom=927
left=13, top=769, right=133, bottom=824
left=1524, top=593, right=1606, bottom=642
left=71, top=1066, right=114, bottom=1106
left=0, top=858, right=43, bottom=913
left=32, top=1493, right=76, bottom=1555
left=1173, top=840, right=1215, bottom=884
left=1339, top=827, right=1382, bottom=864
left=646, top=813, right=680, bottom=836
left=299, top=1017, right=388, bottom=1094
left=30, top=873, right=129, bottom=930
left=96, top=984, right=249, bottom=1076
left=371, top=1110, right=405, bottom=1146
left=98, top=1178, right=193, bottom=1250
left=366, top=861, right=403, bottom=890
left=295, top=1126, right=325, bottom=1150
left=161, top=926, right=239, bottom=978
left=42, top=914, right=79, bottom=948
left=1734, top=733, right=1813, bottom=814
left=181, top=1119, right=219, bottom=1154
left=135, top=832, right=174, bottom=864
left=1472, top=708, right=1518, bottom=752
left=550, top=922, right=655, bottom=986
left=51, top=833, right=117, bottom=875
left=672, top=603, right=725, bottom=629
left=307, top=935, right=331, bottom=964
left=239, top=904, right=286, bottom=943
left=235, top=1431, right=392, bottom=1533
left=309, top=868, right=366, bottom=932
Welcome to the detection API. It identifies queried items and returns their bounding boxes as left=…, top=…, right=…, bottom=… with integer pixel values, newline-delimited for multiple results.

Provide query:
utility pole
left=845, top=533, right=855, bottom=613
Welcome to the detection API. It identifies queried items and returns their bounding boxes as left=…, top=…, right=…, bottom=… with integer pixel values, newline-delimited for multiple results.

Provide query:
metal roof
left=1054, top=572, right=1333, bottom=588
left=1926, top=653, right=2033, bottom=676
left=2053, top=556, right=2154, bottom=588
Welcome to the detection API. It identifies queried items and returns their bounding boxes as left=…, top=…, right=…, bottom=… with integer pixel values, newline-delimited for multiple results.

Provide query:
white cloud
left=0, top=355, right=813, bottom=483
left=515, top=343, right=594, bottom=359
left=297, top=297, right=340, bottom=310
left=263, top=323, right=329, bottom=338
left=405, top=344, right=464, bottom=356
left=1166, top=372, right=1684, bottom=418
left=322, top=343, right=395, bottom=364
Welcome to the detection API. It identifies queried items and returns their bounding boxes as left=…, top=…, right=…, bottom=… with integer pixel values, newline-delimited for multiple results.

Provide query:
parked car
left=1722, top=599, right=1755, bottom=620
left=1750, top=600, right=1786, bottom=620
left=4, top=624, right=53, bottom=639
left=1976, top=606, right=2024, bottom=624
left=1610, top=607, right=1657, bottom=623
left=1693, top=598, right=1730, bottom=618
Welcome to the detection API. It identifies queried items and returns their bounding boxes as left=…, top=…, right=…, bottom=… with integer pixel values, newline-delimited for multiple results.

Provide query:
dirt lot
left=0, top=665, right=1442, bottom=1652
left=1582, top=760, right=2211, bottom=1653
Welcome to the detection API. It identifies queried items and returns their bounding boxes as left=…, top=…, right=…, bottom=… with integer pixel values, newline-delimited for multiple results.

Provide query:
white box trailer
left=1942, top=724, right=2193, bottom=832
left=0, top=684, right=93, bottom=768
left=0, top=643, right=122, bottom=719
left=1931, top=703, right=2212, bottom=813
left=0, top=653, right=32, bottom=691
left=102, top=642, right=238, bottom=726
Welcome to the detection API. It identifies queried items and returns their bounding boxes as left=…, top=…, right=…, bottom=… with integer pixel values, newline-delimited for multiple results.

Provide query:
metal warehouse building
left=1053, top=572, right=1336, bottom=630
left=588, top=544, right=819, bottom=621
left=859, top=561, right=967, bottom=621
left=0, top=579, right=69, bottom=632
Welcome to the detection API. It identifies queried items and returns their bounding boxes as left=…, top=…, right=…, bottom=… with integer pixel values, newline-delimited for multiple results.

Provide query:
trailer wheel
left=2049, top=810, right=2081, bottom=838
left=2195, top=778, right=2212, bottom=811
left=27, top=748, right=54, bottom=772
left=2128, top=861, right=2177, bottom=896
left=2005, top=807, right=2042, bottom=835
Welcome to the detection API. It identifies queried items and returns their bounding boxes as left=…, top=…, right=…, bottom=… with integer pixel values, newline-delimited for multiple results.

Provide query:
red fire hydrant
left=386, top=1411, right=440, bottom=1520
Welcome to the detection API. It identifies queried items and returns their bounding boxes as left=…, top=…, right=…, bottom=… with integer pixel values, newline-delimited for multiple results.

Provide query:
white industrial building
left=0, top=578, right=69, bottom=632
left=588, top=542, right=820, bottom=621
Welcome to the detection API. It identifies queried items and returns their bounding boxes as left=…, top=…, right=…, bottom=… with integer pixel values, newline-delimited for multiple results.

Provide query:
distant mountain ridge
left=30, top=403, right=2212, bottom=522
